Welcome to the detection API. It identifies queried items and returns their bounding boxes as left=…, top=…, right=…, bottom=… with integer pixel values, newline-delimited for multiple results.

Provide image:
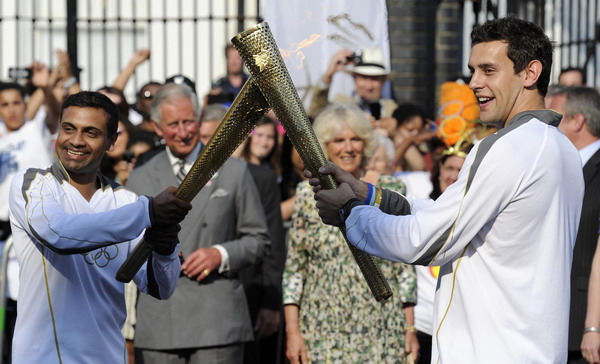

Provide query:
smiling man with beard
left=307, top=16, right=584, bottom=363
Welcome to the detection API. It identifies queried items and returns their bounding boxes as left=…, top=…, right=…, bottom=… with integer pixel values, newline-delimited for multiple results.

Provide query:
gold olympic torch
left=115, top=80, right=270, bottom=283
left=232, top=23, right=392, bottom=302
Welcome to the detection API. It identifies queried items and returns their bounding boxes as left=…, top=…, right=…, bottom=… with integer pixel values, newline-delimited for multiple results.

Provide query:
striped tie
left=176, top=159, right=186, bottom=185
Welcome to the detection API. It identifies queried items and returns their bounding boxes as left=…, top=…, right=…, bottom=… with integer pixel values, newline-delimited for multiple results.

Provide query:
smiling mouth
left=478, top=97, right=495, bottom=106
left=67, top=150, right=86, bottom=157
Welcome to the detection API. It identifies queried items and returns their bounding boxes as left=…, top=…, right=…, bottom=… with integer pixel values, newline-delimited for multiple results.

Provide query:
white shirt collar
left=579, top=139, right=600, bottom=166
left=165, top=142, right=202, bottom=174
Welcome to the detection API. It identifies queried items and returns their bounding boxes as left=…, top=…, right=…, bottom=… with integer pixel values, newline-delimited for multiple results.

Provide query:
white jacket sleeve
left=345, top=142, right=529, bottom=266
left=9, top=171, right=152, bottom=254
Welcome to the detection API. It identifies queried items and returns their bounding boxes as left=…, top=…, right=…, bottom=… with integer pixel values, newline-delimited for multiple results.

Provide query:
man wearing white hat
left=308, top=47, right=397, bottom=120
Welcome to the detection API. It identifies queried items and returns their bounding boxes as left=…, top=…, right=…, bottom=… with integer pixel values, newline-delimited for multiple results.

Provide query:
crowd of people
left=0, top=15, right=599, bottom=364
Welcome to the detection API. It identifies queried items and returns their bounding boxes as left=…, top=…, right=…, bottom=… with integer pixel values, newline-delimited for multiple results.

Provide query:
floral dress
left=283, top=175, right=416, bottom=364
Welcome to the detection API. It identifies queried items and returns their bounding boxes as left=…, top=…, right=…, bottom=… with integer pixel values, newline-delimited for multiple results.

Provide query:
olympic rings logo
left=82, top=245, right=119, bottom=268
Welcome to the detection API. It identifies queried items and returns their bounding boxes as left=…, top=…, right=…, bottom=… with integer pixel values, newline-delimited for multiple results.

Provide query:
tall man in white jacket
left=309, top=16, right=584, bottom=363
left=8, top=91, right=192, bottom=363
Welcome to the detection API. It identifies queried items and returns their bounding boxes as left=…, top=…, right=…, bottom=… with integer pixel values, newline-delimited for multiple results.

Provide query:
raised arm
left=9, top=170, right=191, bottom=255
left=310, top=141, right=530, bottom=266
left=31, top=61, right=61, bottom=133
left=9, top=170, right=152, bottom=254
left=56, top=50, right=81, bottom=96
left=113, top=49, right=151, bottom=91
left=307, top=49, right=353, bottom=118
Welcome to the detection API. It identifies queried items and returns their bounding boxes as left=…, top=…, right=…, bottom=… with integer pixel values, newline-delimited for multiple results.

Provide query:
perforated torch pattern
left=175, top=80, right=270, bottom=201
left=232, top=23, right=392, bottom=302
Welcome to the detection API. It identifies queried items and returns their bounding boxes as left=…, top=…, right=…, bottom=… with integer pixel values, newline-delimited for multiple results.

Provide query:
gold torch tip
left=231, top=22, right=270, bottom=43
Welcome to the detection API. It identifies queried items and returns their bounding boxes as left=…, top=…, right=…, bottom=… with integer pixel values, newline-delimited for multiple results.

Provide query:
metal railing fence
left=0, top=0, right=261, bottom=102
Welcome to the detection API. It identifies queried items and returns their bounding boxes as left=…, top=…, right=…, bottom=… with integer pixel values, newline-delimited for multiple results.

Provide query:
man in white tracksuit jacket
left=309, top=16, right=584, bottom=363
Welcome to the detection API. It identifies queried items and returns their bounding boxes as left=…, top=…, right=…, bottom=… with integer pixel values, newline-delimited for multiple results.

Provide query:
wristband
left=374, top=187, right=382, bottom=208
left=365, top=183, right=374, bottom=205
left=584, top=327, right=600, bottom=334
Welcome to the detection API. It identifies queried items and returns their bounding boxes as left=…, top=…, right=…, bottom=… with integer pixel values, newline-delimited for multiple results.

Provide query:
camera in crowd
left=8, top=67, right=32, bottom=80
left=122, top=150, right=135, bottom=163
left=346, top=51, right=363, bottom=65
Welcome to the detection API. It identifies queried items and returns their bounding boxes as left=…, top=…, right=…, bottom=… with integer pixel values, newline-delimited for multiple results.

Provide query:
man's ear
left=523, top=60, right=543, bottom=89
left=150, top=120, right=163, bottom=137
left=573, top=113, right=586, bottom=132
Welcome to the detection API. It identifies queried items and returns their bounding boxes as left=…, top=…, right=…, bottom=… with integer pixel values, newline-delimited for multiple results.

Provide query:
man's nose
left=176, top=123, right=188, bottom=138
left=70, top=131, right=85, bottom=145
left=469, top=71, right=482, bottom=91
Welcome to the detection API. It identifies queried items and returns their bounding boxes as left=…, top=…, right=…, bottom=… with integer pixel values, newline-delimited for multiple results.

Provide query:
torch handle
left=116, top=237, right=154, bottom=283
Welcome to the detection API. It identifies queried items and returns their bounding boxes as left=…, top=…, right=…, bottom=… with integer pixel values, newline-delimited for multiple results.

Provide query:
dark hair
left=392, top=102, right=427, bottom=126
left=429, top=143, right=474, bottom=200
left=559, top=67, right=586, bottom=85
left=137, top=81, right=162, bottom=99
left=471, top=15, right=553, bottom=97
left=165, top=74, right=197, bottom=94
left=429, top=161, right=444, bottom=201
left=0, top=82, right=26, bottom=99
left=61, top=91, right=119, bottom=138
left=128, top=130, right=156, bottom=149
left=97, top=86, right=131, bottom=119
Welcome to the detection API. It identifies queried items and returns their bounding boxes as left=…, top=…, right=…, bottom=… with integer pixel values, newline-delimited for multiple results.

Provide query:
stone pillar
left=386, top=0, right=438, bottom=117
left=387, top=0, right=465, bottom=117
left=435, top=0, right=463, bottom=107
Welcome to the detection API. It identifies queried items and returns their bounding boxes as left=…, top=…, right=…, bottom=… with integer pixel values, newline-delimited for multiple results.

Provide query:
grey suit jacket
left=127, top=150, right=270, bottom=350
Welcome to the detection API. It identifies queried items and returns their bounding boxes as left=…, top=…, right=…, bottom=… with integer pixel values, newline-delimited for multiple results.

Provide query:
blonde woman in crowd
left=283, top=103, right=418, bottom=363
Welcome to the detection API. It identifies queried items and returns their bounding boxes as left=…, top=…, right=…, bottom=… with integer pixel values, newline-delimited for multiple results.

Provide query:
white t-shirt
left=9, top=162, right=181, bottom=363
left=0, top=117, right=54, bottom=221
left=395, top=170, right=433, bottom=200
left=346, top=111, right=584, bottom=363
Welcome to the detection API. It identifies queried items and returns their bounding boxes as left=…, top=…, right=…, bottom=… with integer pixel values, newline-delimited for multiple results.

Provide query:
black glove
left=144, top=224, right=181, bottom=256
left=149, top=187, right=192, bottom=226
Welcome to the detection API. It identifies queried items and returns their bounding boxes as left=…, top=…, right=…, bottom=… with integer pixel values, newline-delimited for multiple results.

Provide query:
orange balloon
left=438, top=115, right=467, bottom=145
left=439, top=82, right=479, bottom=123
